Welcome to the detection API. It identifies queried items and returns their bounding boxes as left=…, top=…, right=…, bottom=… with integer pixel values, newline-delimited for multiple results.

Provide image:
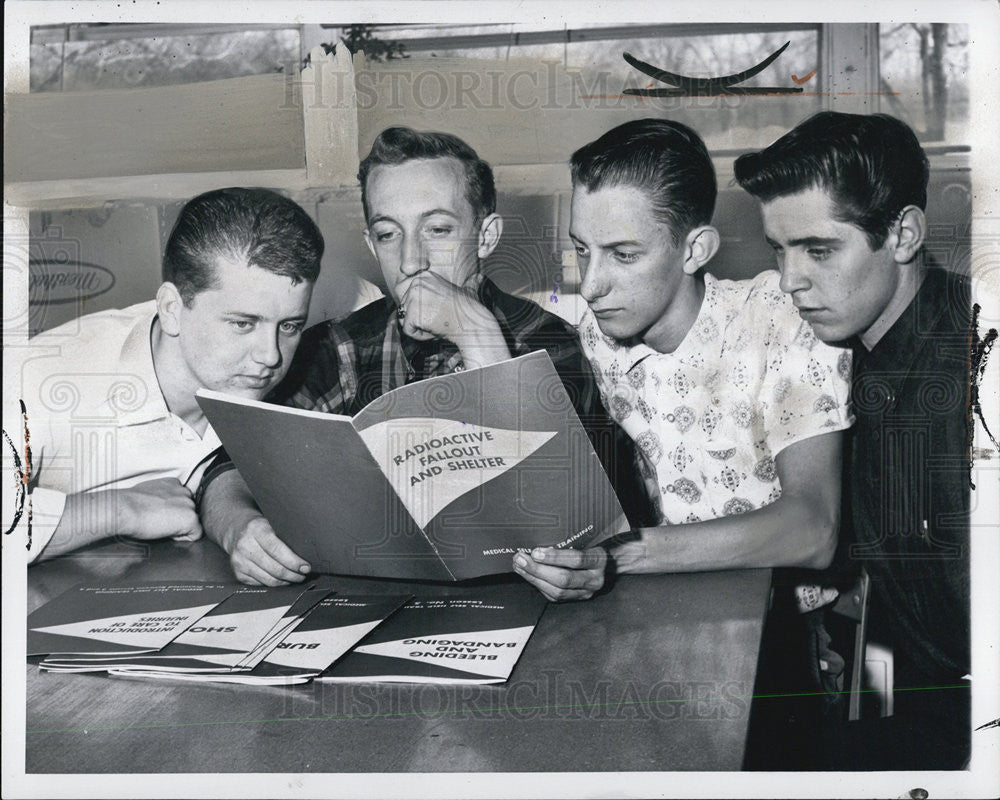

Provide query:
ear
left=477, top=213, right=503, bottom=259
left=889, top=205, right=926, bottom=263
left=156, top=282, right=185, bottom=337
left=681, top=225, right=721, bottom=275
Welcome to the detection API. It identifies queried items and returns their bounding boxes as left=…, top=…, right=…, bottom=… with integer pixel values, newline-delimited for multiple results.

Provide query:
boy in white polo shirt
left=4, top=188, right=323, bottom=562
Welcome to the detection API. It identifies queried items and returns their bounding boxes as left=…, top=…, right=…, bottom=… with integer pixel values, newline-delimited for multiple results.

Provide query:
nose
left=400, top=233, right=430, bottom=278
left=578, top=253, right=608, bottom=304
left=778, top=251, right=811, bottom=296
left=250, top=327, right=282, bottom=369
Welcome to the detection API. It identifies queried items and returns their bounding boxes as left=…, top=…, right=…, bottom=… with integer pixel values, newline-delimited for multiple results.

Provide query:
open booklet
left=197, top=351, right=627, bottom=581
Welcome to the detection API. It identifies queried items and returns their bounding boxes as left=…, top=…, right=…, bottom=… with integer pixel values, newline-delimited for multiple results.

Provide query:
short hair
left=569, top=118, right=717, bottom=246
left=733, top=111, right=929, bottom=250
left=163, top=187, right=324, bottom=304
left=358, top=126, right=497, bottom=223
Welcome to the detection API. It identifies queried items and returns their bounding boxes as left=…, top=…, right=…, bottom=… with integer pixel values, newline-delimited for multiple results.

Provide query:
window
left=879, top=23, right=970, bottom=144
left=30, top=24, right=301, bottom=92
left=327, top=23, right=823, bottom=153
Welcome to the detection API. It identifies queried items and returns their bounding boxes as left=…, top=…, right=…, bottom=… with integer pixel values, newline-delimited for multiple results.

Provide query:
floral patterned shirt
left=579, top=270, right=854, bottom=525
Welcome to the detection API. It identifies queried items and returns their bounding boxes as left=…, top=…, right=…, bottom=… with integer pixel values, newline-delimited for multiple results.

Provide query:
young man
left=3, top=188, right=323, bottom=562
left=513, top=119, right=853, bottom=601
left=734, top=111, right=972, bottom=769
left=200, top=126, right=642, bottom=587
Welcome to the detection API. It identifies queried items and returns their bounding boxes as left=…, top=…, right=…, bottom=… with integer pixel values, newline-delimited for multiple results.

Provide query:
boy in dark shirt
left=736, top=111, right=972, bottom=770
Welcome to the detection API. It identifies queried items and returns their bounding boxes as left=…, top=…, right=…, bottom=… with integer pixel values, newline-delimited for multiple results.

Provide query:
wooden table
left=26, top=538, right=771, bottom=773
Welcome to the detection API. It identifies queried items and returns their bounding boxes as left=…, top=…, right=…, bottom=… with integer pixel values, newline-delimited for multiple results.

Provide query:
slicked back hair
left=733, top=111, right=929, bottom=251
left=358, top=126, right=496, bottom=224
left=570, top=118, right=717, bottom=246
left=163, top=187, right=324, bottom=305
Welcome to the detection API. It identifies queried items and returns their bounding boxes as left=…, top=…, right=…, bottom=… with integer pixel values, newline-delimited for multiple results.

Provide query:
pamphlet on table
left=27, top=581, right=234, bottom=657
left=319, top=586, right=547, bottom=685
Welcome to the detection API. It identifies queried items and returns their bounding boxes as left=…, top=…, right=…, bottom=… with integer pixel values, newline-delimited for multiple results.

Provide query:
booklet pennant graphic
left=30, top=604, right=220, bottom=651
left=351, top=625, right=537, bottom=679
left=266, top=620, right=385, bottom=670
left=358, top=418, right=556, bottom=528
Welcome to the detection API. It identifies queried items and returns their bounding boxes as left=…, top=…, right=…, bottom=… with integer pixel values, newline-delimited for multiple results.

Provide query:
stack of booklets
left=28, top=580, right=547, bottom=686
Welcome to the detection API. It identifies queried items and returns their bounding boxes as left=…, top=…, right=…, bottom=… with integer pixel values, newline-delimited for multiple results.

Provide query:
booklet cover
left=197, top=351, right=627, bottom=581
left=108, top=594, right=410, bottom=686
left=27, top=581, right=234, bottom=657
left=317, top=587, right=548, bottom=685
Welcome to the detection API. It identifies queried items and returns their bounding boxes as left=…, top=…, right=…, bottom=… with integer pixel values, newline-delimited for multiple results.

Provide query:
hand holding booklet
left=197, top=351, right=628, bottom=581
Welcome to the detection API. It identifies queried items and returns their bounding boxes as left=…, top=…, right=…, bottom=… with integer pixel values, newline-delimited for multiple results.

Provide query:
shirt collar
left=113, top=302, right=171, bottom=426
left=854, top=267, right=941, bottom=366
left=615, top=339, right=660, bottom=374
left=591, top=274, right=716, bottom=374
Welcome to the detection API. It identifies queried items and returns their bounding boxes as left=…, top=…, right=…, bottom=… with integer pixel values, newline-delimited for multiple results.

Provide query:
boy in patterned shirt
left=514, top=119, right=854, bottom=601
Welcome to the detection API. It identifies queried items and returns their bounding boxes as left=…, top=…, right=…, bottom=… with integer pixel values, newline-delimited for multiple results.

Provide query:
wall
left=28, top=204, right=162, bottom=335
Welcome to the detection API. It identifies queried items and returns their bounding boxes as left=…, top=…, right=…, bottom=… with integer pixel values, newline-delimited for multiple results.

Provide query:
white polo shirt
left=579, top=270, right=854, bottom=525
left=3, top=302, right=221, bottom=561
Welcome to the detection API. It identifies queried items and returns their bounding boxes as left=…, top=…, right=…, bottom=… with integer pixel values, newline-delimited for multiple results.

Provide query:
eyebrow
left=369, top=209, right=460, bottom=226
left=420, top=209, right=459, bottom=220
left=766, top=235, right=843, bottom=248
left=568, top=231, right=643, bottom=248
left=224, top=312, right=307, bottom=322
